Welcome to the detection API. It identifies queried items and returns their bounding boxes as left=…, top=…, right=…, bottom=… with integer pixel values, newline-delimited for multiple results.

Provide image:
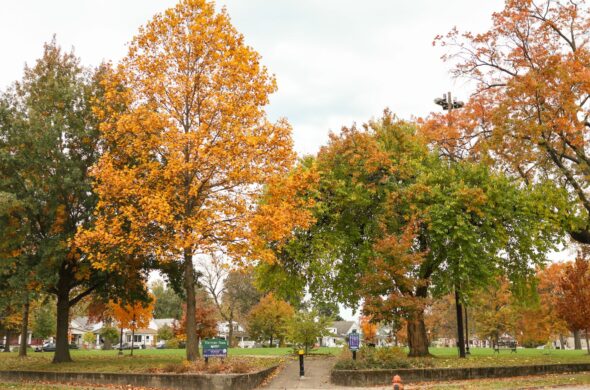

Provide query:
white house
left=321, top=321, right=359, bottom=347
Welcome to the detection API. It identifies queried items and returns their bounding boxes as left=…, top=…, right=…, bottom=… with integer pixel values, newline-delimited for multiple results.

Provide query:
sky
left=0, top=0, right=508, bottom=156
left=1, top=0, right=576, bottom=320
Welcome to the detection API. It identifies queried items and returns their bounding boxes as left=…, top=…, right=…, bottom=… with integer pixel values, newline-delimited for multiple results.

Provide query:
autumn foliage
left=428, top=0, right=590, bottom=243
left=77, top=0, right=296, bottom=361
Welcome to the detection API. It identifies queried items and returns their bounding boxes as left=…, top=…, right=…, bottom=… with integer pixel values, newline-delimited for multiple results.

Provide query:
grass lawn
left=0, top=347, right=339, bottom=373
left=424, top=346, right=590, bottom=368
left=408, top=372, right=590, bottom=389
left=335, top=346, right=590, bottom=370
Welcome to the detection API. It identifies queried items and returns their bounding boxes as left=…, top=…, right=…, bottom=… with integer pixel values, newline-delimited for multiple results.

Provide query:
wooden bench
left=493, top=341, right=517, bottom=353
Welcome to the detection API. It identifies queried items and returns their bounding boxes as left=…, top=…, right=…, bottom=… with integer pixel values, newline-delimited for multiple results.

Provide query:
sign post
left=298, top=349, right=305, bottom=378
left=202, top=338, right=228, bottom=364
left=348, top=329, right=360, bottom=361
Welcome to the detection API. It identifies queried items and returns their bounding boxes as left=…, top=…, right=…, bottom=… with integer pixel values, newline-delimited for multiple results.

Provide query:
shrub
left=334, top=346, right=414, bottom=370
left=165, top=338, right=180, bottom=349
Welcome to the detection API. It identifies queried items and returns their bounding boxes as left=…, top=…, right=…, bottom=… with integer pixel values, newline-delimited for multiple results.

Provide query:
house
left=70, top=316, right=97, bottom=346
left=70, top=317, right=174, bottom=349
left=217, top=321, right=253, bottom=347
left=321, top=321, right=359, bottom=347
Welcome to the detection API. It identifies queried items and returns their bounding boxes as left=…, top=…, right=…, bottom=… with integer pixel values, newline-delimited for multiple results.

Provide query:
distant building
left=321, top=320, right=359, bottom=347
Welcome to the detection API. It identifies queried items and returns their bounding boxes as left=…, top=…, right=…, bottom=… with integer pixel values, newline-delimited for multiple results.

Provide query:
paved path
left=261, top=357, right=590, bottom=389
left=261, top=357, right=391, bottom=389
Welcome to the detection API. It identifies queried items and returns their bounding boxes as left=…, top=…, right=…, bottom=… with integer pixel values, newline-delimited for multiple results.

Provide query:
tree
left=429, top=0, right=590, bottom=244
left=471, top=277, right=518, bottom=346
left=80, top=0, right=295, bottom=362
left=31, top=300, right=56, bottom=340
left=556, top=253, right=590, bottom=353
left=151, top=280, right=183, bottom=320
left=247, top=294, right=294, bottom=347
left=312, top=300, right=343, bottom=322
left=99, top=326, right=120, bottom=349
left=0, top=40, right=116, bottom=363
left=360, top=315, right=378, bottom=346
left=110, top=296, right=154, bottom=355
left=287, top=310, right=331, bottom=354
left=200, top=257, right=263, bottom=347
left=266, top=112, right=563, bottom=357
left=173, top=289, right=218, bottom=346
left=83, top=332, right=96, bottom=347
left=425, top=294, right=458, bottom=343
left=157, top=324, right=174, bottom=341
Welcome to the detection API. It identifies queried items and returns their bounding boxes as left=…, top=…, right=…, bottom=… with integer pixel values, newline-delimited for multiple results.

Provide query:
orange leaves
left=360, top=315, right=378, bottom=344
left=249, top=162, right=318, bottom=264
left=110, top=295, right=154, bottom=331
left=555, top=253, right=590, bottom=332
left=428, top=0, right=590, bottom=228
left=78, top=0, right=296, bottom=270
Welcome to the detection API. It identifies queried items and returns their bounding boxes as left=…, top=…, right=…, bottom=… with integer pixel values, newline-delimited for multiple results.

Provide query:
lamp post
left=434, top=92, right=468, bottom=358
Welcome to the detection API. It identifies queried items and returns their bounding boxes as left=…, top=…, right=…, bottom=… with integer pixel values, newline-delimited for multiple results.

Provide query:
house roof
left=330, top=321, right=356, bottom=337
left=125, top=328, right=157, bottom=335
left=153, top=318, right=177, bottom=329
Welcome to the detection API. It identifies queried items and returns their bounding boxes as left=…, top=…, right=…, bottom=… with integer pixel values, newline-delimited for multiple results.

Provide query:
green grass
left=336, top=346, right=590, bottom=369
left=425, top=346, right=590, bottom=368
left=0, top=347, right=338, bottom=373
left=411, top=372, right=590, bottom=389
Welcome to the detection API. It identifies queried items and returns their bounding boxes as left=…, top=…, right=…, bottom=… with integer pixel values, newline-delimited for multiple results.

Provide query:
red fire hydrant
left=392, top=374, right=404, bottom=390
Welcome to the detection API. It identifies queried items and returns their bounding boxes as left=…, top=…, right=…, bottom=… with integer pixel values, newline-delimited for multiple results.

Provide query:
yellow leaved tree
left=110, top=297, right=154, bottom=355
left=78, top=0, right=297, bottom=361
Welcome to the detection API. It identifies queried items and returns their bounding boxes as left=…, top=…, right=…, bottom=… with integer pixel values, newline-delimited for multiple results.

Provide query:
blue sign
left=203, top=338, right=228, bottom=358
left=348, top=330, right=360, bottom=351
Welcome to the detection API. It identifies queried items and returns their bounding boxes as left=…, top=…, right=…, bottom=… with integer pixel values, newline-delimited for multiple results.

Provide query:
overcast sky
left=0, top=0, right=509, bottom=156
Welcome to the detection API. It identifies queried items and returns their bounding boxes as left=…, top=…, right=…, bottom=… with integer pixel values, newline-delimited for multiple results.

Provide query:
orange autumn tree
left=173, top=289, right=218, bottom=344
left=556, top=253, right=590, bottom=353
left=360, top=315, right=378, bottom=346
left=79, top=0, right=294, bottom=361
left=110, top=296, right=154, bottom=353
left=428, top=0, right=590, bottom=242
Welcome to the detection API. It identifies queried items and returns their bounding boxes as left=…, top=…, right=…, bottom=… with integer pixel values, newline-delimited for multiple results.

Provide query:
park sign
left=348, top=329, right=360, bottom=351
left=202, top=338, right=228, bottom=358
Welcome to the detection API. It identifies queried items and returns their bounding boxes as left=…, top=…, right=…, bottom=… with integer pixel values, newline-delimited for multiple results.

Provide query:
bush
left=157, top=324, right=174, bottom=341
left=100, top=327, right=120, bottom=345
left=165, top=338, right=180, bottom=349
left=334, top=346, right=414, bottom=370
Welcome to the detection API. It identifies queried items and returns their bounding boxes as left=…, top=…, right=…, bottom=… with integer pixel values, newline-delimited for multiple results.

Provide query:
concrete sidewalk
left=261, top=357, right=391, bottom=389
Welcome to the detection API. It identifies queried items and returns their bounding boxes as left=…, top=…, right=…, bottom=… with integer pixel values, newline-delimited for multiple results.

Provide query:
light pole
left=434, top=92, right=468, bottom=358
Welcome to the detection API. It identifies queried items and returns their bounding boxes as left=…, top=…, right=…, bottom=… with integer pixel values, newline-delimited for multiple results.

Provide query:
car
left=34, top=342, right=56, bottom=352
left=238, top=340, right=256, bottom=348
left=113, top=342, right=141, bottom=350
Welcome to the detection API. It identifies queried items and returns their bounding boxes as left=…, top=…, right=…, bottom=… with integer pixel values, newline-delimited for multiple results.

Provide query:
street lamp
left=434, top=92, right=464, bottom=111
left=434, top=91, right=469, bottom=358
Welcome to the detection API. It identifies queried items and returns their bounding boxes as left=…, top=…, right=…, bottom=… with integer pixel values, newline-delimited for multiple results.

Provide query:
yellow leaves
left=77, top=0, right=296, bottom=273
left=110, top=294, right=155, bottom=330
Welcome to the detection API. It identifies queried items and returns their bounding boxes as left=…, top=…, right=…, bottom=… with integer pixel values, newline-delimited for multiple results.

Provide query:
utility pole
left=434, top=92, right=467, bottom=358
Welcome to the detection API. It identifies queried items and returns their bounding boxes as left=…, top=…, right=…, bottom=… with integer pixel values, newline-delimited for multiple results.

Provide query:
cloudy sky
left=1, top=0, right=507, bottom=156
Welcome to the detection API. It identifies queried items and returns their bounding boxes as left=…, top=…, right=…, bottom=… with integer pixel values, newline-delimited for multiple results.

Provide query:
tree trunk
left=228, top=317, right=234, bottom=348
left=455, top=288, right=466, bottom=358
left=3, top=331, right=11, bottom=352
left=53, top=286, right=72, bottom=363
left=103, top=319, right=112, bottom=350
left=406, top=311, right=430, bottom=357
left=184, top=248, right=199, bottom=361
left=574, top=329, right=582, bottom=350
left=269, top=335, right=273, bottom=347
left=586, top=330, right=590, bottom=354
left=464, top=305, right=470, bottom=354
left=131, top=328, right=135, bottom=356
left=559, top=334, right=566, bottom=349
left=19, top=293, right=30, bottom=357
